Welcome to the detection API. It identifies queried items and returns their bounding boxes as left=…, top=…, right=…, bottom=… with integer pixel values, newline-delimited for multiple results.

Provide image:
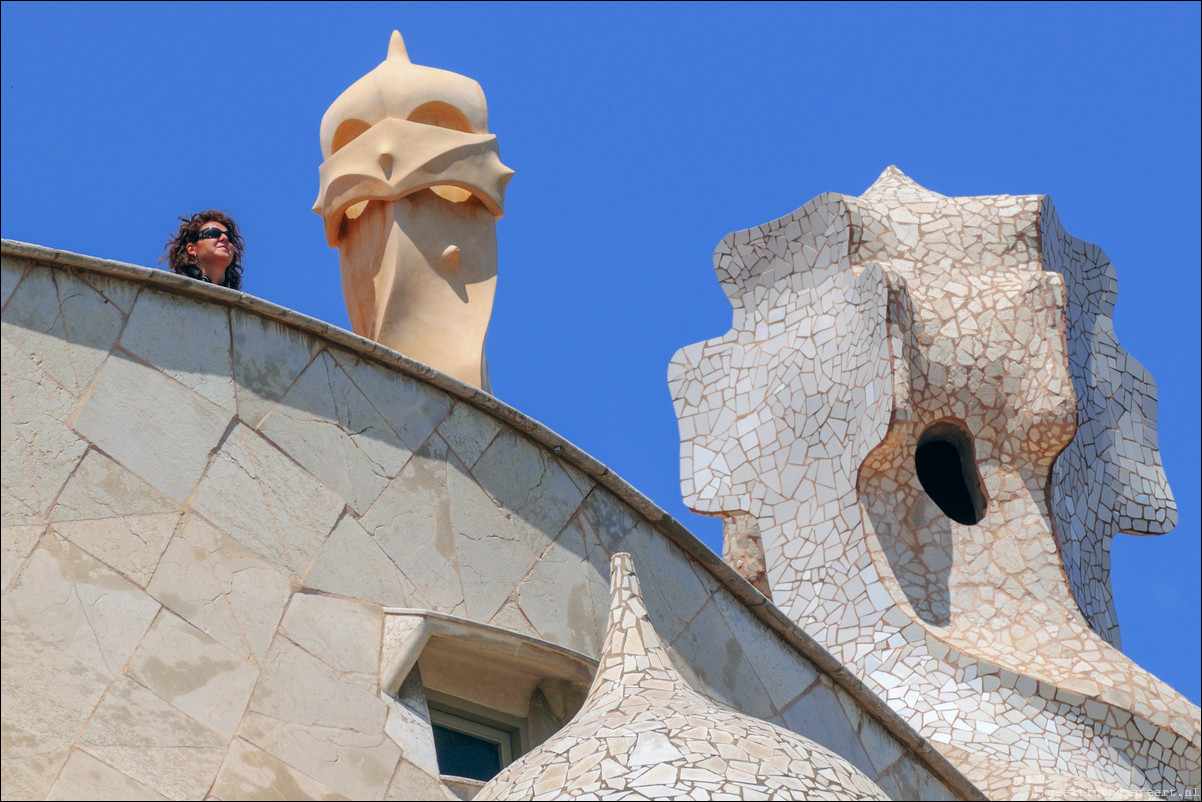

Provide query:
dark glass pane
left=432, top=724, right=502, bottom=782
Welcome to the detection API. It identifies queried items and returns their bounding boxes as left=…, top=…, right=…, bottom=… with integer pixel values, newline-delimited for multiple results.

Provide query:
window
left=380, top=609, right=596, bottom=796
left=428, top=693, right=524, bottom=782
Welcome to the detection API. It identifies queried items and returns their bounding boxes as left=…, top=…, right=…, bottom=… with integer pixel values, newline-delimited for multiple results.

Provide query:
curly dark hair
left=161, top=210, right=244, bottom=290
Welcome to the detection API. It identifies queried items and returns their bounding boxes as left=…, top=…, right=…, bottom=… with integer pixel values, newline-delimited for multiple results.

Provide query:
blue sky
left=3, top=2, right=1198, bottom=704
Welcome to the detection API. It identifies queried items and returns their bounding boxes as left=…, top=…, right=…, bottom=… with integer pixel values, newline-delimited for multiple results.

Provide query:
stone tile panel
left=74, top=353, right=232, bottom=504
left=450, top=451, right=544, bottom=623
left=384, top=675, right=441, bottom=779
left=146, top=515, right=293, bottom=663
left=51, top=513, right=179, bottom=590
left=303, top=515, right=421, bottom=609
left=261, top=350, right=411, bottom=515
left=1, top=723, right=71, bottom=802
left=242, top=640, right=400, bottom=799
left=613, top=521, right=712, bottom=649
left=1, top=619, right=113, bottom=800
left=191, top=423, right=342, bottom=578
left=330, top=349, right=452, bottom=453
left=782, top=680, right=876, bottom=779
left=1, top=254, right=24, bottom=307
left=231, top=308, right=321, bottom=428
left=383, top=759, right=459, bottom=801
left=708, top=576, right=819, bottom=714
left=575, top=484, right=641, bottom=555
left=209, top=737, right=351, bottom=801
left=1, top=523, right=44, bottom=592
left=471, top=428, right=585, bottom=543
left=515, top=515, right=609, bottom=655
left=483, top=601, right=540, bottom=640
left=671, top=596, right=776, bottom=721
left=249, top=637, right=386, bottom=733
left=50, top=449, right=181, bottom=587
left=2, top=264, right=126, bottom=395
left=4, top=534, right=159, bottom=676
left=78, top=676, right=227, bottom=799
left=281, top=592, right=382, bottom=689
left=436, top=401, right=501, bottom=469
left=360, top=435, right=465, bottom=614
left=120, top=290, right=235, bottom=411
left=1, top=336, right=88, bottom=525
left=127, top=610, right=259, bottom=738
left=47, top=749, right=170, bottom=801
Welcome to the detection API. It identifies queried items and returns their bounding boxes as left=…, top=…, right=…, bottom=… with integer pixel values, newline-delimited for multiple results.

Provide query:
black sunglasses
left=196, top=227, right=232, bottom=242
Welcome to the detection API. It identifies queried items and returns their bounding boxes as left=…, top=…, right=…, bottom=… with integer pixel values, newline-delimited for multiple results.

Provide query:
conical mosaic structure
left=477, top=553, right=888, bottom=800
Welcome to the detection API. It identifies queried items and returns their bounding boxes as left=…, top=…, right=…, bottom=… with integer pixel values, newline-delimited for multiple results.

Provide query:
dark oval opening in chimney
left=914, top=421, right=988, bottom=526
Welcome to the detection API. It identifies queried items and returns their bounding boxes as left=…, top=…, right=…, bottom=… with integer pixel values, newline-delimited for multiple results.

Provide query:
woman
left=161, top=210, right=244, bottom=290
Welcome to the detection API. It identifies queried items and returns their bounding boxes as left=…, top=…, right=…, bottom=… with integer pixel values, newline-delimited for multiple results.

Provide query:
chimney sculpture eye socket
left=331, top=119, right=371, bottom=155
left=406, top=101, right=477, bottom=203
left=408, top=101, right=474, bottom=133
left=914, top=421, right=988, bottom=526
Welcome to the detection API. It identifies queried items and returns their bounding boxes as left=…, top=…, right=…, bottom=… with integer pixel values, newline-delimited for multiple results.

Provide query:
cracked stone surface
left=77, top=675, right=226, bottom=799
left=49, top=450, right=180, bottom=587
left=74, top=353, right=232, bottom=504
left=1, top=335, right=88, bottom=526
left=47, top=749, right=170, bottom=801
left=120, top=290, right=236, bottom=412
left=3, top=249, right=966, bottom=799
left=259, top=350, right=412, bottom=515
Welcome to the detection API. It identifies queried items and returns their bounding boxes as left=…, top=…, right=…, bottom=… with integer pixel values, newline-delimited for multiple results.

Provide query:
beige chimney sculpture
left=315, top=31, right=513, bottom=390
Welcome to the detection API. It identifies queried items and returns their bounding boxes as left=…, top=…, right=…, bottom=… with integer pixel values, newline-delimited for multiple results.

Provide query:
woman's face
left=187, top=220, right=234, bottom=283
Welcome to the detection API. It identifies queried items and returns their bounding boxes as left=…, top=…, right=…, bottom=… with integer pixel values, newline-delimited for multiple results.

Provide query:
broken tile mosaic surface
left=477, top=554, right=890, bottom=801
left=670, top=167, right=1199, bottom=799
